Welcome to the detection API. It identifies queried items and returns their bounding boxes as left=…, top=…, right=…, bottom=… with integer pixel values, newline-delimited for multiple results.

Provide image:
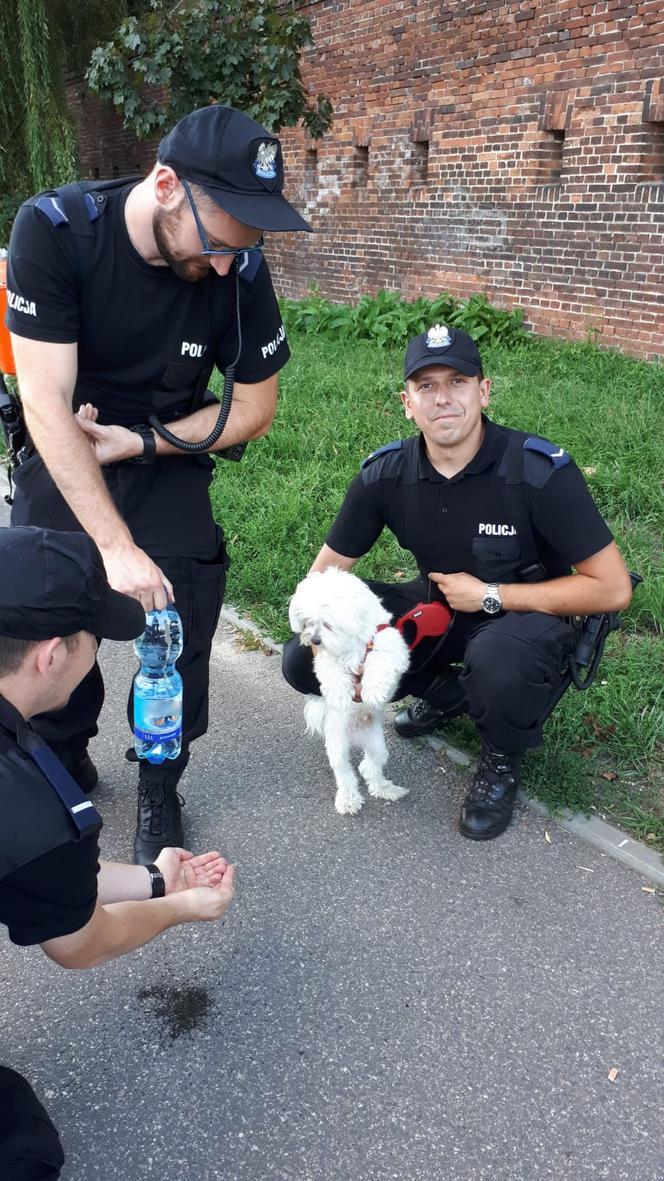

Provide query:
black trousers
left=282, top=578, right=578, bottom=755
left=0, top=1067, right=64, bottom=1180
left=10, top=452, right=228, bottom=758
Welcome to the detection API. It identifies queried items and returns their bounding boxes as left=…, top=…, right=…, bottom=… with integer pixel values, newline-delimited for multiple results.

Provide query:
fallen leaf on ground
left=583, top=466, right=597, bottom=476
left=608, top=1067, right=619, bottom=1083
left=600, top=770, right=618, bottom=781
left=583, top=715, right=616, bottom=738
left=641, top=886, right=656, bottom=894
left=545, top=831, right=552, bottom=844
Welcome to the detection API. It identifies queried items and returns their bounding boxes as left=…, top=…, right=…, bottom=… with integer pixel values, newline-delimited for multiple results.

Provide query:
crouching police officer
left=282, top=325, right=633, bottom=841
left=0, top=526, right=235, bottom=1179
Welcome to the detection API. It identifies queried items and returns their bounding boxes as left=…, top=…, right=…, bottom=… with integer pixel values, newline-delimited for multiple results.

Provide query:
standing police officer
left=282, top=326, right=633, bottom=841
left=5, top=104, right=311, bottom=863
left=0, top=526, right=235, bottom=1179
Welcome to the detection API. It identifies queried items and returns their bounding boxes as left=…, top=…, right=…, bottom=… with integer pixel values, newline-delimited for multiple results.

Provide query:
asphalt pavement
left=0, top=483, right=663, bottom=1180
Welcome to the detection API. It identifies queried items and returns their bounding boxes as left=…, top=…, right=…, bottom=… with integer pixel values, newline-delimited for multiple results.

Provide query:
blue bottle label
left=134, top=723, right=182, bottom=743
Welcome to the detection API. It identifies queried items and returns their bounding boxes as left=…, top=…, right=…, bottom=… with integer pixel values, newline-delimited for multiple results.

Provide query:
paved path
left=1, top=613, right=663, bottom=1180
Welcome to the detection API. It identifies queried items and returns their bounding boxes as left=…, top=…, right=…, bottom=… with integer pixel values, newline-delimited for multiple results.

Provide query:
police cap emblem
left=426, top=324, right=452, bottom=349
left=253, top=141, right=278, bottom=180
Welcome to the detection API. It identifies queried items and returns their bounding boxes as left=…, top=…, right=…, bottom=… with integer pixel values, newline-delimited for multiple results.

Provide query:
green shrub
left=280, top=287, right=527, bottom=350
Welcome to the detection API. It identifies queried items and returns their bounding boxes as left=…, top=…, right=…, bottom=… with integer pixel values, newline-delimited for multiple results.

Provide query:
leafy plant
left=86, top=0, right=333, bottom=140
left=0, top=1, right=132, bottom=244
left=281, top=288, right=527, bottom=350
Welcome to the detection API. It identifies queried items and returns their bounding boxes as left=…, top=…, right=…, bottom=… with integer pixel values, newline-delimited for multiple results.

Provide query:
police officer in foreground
left=0, top=526, right=235, bottom=1179
left=282, top=325, right=633, bottom=840
left=5, top=103, right=311, bottom=863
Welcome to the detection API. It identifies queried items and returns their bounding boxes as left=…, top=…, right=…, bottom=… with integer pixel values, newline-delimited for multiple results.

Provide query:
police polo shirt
left=0, top=701, right=98, bottom=947
left=5, top=181, right=290, bottom=427
left=326, top=417, right=613, bottom=585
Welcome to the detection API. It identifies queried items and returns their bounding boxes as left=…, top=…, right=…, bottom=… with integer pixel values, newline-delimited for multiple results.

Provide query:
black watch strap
left=145, top=863, right=166, bottom=898
left=128, top=423, right=157, bottom=464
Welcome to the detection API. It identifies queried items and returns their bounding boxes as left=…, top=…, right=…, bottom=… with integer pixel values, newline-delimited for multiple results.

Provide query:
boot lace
left=410, top=698, right=442, bottom=722
left=467, top=750, right=516, bottom=805
left=137, top=781, right=186, bottom=838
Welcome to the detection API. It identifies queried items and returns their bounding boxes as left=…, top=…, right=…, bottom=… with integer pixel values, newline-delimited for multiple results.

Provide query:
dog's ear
left=288, top=594, right=302, bottom=633
left=289, top=577, right=314, bottom=633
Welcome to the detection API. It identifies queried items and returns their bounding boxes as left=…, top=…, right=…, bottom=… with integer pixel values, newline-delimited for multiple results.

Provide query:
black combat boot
left=393, top=669, right=466, bottom=738
left=458, top=744, right=521, bottom=841
left=133, top=750, right=189, bottom=865
left=52, top=742, right=99, bottom=794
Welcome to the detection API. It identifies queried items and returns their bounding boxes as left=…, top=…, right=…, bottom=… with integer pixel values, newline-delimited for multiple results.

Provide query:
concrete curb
left=221, top=602, right=664, bottom=888
left=423, top=735, right=664, bottom=887
left=219, top=604, right=283, bottom=654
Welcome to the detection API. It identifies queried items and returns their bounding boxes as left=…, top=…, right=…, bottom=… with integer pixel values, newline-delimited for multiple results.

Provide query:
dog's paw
left=334, top=787, right=365, bottom=816
left=367, top=780, right=409, bottom=802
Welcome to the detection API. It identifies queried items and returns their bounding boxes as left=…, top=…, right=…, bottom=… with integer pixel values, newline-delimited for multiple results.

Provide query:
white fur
left=289, top=568, right=411, bottom=815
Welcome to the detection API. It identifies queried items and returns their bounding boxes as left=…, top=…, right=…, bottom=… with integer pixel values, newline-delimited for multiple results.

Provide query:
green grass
left=210, top=332, right=664, bottom=849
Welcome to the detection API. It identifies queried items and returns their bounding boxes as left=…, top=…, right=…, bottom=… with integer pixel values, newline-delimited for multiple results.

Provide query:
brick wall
left=270, top=0, right=664, bottom=357
left=67, top=1, right=664, bottom=356
left=65, top=77, right=161, bottom=180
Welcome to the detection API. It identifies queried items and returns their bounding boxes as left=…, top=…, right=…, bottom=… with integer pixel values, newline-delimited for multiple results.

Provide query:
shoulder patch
left=523, top=436, right=570, bottom=469
left=34, top=191, right=102, bottom=228
left=34, top=195, right=68, bottom=226
left=238, top=250, right=263, bottom=284
left=361, top=440, right=403, bottom=470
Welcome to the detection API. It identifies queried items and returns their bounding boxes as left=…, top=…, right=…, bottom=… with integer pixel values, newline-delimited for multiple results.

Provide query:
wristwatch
left=128, top=423, right=157, bottom=464
left=481, top=583, right=502, bottom=615
left=145, top=863, right=166, bottom=898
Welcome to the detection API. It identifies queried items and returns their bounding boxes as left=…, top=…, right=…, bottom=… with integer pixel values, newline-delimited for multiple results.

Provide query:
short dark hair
left=0, top=632, right=80, bottom=677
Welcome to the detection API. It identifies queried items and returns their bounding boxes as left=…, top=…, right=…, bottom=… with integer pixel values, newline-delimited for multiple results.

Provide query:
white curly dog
left=289, top=568, right=411, bottom=815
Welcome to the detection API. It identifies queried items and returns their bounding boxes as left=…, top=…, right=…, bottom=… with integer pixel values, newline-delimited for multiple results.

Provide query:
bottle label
left=134, top=723, right=182, bottom=743
left=134, top=697, right=182, bottom=743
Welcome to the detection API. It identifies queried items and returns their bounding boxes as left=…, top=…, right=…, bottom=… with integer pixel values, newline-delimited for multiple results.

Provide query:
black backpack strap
left=33, top=176, right=142, bottom=280
left=52, top=182, right=99, bottom=237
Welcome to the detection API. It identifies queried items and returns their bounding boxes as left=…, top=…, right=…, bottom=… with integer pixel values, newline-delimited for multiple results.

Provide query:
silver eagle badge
left=426, top=324, right=452, bottom=349
left=253, top=141, right=279, bottom=180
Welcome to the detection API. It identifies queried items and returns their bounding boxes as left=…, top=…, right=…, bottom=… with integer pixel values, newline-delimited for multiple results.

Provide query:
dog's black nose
left=311, top=634, right=321, bottom=645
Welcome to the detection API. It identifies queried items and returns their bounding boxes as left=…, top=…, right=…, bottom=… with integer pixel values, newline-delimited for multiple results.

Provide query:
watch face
left=483, top=596, right=501, bottom=615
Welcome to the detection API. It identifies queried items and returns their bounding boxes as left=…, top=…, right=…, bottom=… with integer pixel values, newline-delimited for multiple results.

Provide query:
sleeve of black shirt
left=325, top=473, right=387, bottom=559
left=530, top=459, right=613, bottom=567
left=214, top=255, right=290, bottom=383
left=5, top=202, right=80, bottom=344
left=0, top=836, right=99, bottom=947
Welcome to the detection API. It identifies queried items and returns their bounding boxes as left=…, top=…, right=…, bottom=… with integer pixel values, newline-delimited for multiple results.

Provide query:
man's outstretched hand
left=156, top=847, right=230, bottom=895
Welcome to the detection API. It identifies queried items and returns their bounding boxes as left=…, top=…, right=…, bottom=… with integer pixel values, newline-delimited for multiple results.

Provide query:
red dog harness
left=366, top=600, right=453, bottom=656
left=356, top=601, right=453, bottom=702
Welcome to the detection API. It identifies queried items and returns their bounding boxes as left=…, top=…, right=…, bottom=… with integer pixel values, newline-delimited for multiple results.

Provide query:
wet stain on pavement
left=137, top=984, right=212, bottom=1040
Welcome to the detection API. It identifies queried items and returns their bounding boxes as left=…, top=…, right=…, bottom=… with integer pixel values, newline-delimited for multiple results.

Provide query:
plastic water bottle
left=133, top=605, right=183, bottom=764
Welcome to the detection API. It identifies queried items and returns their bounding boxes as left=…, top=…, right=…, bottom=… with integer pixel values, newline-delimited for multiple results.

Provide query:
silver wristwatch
left=481, top=583, right=502, bottom=615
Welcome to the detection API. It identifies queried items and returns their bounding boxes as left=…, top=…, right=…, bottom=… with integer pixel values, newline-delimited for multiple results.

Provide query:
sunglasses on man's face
left=179, top=177, right=264, bottom=258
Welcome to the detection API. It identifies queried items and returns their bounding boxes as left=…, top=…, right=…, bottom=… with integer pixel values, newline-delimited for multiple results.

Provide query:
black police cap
left=403, top=325, right=484, bottom=382
left=0, top=527, right=145, bottom=642
left=158, top=104, right=312, bottom=233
